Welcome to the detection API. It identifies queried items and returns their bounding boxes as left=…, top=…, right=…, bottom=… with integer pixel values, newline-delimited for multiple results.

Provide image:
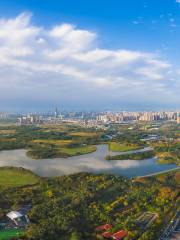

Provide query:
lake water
left=0, top=145, right=178, bottom=178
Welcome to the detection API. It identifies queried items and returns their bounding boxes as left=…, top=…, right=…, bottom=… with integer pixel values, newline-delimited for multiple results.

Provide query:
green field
left=27, top=145, right=97, bottom=159
left=69, top=132, right=99, bottom=138
left=0, top=167, right=39, bottom=187
left=57, top=145, right=97, bottom=156
left=32, top=139, right=74, bottom=146
left=0, top=229, right=24, bottom=240
left=109, top=142, right=141, bottom=152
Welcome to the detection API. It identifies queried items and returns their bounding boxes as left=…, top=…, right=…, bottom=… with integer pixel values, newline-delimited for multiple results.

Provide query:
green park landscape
left=1, top=0, right=180, bottom=239
left=108, top=142, right=141, bottom=152
left=0, top=122, right=180, bottom=239
left=0, top=122, right=180, bottom=165
left=0, top=166, right=179, bottom=240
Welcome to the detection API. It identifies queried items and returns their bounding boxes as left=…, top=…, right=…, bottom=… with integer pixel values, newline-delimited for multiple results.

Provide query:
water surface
left=0, top=145, right=178, bottom=178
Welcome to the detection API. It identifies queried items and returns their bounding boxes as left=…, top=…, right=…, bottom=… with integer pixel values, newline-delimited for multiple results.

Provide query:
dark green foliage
left=0, top=170, right=179, bottom=240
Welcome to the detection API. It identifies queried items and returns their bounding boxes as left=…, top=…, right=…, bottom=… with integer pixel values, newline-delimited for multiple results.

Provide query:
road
left=136, top=167, right=180, bottom=179
left=159, top=211, right=180, bottom=240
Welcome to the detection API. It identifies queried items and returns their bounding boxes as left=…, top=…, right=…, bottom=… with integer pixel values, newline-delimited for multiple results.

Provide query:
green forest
left=0, top=167, right=179, bottom=240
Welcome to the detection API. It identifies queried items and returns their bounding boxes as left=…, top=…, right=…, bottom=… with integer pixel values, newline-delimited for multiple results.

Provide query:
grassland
left=0, top=130, right=16, bottom=135
left=69, top=132, right=99, bottom=138
left=0, top=229, right=24, bottom=240
left=109, top=142, right=141, bottom=152
left=57, top=145, right=96, bottom=156
left=0, top=138, right=16, bottom=142
left=32, top=139, right=74, bottom=146
left=0, top=167, right=39, bottom=188
left=27, top=144, right=97, bottom=159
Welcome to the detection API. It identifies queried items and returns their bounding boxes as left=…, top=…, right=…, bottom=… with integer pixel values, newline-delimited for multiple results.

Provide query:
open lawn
left=69, top=132, right=99, bottom=138
left=0, top=138, right=16, bottom=142
left=109, top=142, right=141, bottom=152
left=0, top=229, right=24, bottom=240
left=0, top=130, right=16, bottom=135
left=32, top=139, right=74, bottom=146
left=27, top=144, right=97, bottom=159
left=39, top=124, right=74, bottom=131
left=58, top=145, right=97, bottom=156
left=0, top=168, right=39, bottom=187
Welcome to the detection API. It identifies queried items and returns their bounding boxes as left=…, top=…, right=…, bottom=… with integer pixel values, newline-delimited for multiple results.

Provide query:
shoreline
left=0, top=146, right=179, bottom=178
left=134, top=166, right=180, bottom=179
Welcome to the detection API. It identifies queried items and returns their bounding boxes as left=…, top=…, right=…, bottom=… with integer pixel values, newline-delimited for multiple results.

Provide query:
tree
left=70, top=231, right=80, bottom=240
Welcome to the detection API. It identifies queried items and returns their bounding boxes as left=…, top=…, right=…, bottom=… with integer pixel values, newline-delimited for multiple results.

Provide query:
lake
left=0, top=145, right=178, bottom=178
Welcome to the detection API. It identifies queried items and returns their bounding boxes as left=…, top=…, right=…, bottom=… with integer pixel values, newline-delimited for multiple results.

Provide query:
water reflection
left=0, top=145, right=178, bottom=178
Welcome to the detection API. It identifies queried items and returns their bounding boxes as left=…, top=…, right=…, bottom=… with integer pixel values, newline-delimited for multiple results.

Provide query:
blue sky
left=0, top=0, right=180, bottom=111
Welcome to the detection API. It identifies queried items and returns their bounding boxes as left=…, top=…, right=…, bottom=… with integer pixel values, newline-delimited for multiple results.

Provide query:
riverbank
left=108, top=142, right=142, bottom=152
left=155, top=152, right=180, bottom=166
left=0, top=146, right=178, bottom=178
left=27, top=145, right=97, bottom=159
left=134, top=166, right=180, bottom=179
left=106, top=150, right=155, bottom=160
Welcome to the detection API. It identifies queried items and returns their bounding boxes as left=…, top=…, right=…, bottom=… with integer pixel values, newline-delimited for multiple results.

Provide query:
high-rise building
left=55, top=107, right=59, bottom=118
left=177, top=113, right=180, bottom=124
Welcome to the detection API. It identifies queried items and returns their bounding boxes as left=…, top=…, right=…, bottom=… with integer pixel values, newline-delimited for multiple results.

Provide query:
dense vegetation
left=0, top=122, right=180, bottom=165
left=0, top=125, right=103, bottom=159
left=152, top=142, right=180, bottom=166
left=0, top=167, right=179, bottom=240
left=27, top=144, right=96, bottom=159
left=107, top=122, right=180, bottom=166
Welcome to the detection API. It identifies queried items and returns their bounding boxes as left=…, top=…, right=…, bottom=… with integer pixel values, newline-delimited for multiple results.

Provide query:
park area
left=109, top=142, right=141, bottom=152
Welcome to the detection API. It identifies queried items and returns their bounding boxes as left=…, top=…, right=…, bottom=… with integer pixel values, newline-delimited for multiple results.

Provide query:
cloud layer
left=0, top=13, right=179, bottom=110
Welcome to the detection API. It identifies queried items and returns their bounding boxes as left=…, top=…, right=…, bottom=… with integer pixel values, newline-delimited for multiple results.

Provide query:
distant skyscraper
left=55, top=107, right=58, bottom=118
left=177, top=112, right=180, bottom=124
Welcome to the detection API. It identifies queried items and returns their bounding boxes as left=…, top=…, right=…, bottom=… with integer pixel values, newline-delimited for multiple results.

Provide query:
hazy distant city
left=1, top=109, right=180, bottom=126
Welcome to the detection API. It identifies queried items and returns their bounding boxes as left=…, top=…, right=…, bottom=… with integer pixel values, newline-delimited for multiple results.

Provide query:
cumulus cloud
left=0, top=12, right=179, bottom=110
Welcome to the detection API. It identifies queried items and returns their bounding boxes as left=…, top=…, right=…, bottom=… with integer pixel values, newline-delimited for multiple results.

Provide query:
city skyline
left=1, top=0, right=180, bottom=111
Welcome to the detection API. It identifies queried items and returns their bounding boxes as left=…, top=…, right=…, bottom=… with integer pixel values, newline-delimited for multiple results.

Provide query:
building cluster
left=9, top=109, right=180, bottom=126
left=0, top=112, right=9, bottom=119
left=96, top=111, right=180, bottom=124
left=138, top=111, right=177, bottom=122
left=17, top=115, right=43, bottom=125
left=95, top=224, right=128, bottom=240
left=96, top=112, right=139, bottom=123
left=0, top=112, right=20, bottom=119
left=177, top=113, right=180, bottom=124
left=0, top=204, right=31, bottom=232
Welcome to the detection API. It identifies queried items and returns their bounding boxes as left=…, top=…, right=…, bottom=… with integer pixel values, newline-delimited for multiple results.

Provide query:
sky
left=0, top=0, right=180, bottom=112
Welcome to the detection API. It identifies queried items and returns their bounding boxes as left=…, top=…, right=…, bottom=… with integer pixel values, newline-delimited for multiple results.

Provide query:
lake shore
left=0, top=145, right=178, bottom=178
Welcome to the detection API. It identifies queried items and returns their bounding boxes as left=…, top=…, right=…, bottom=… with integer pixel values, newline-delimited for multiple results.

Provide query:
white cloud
left=0, top=12, right=179, bottom=110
